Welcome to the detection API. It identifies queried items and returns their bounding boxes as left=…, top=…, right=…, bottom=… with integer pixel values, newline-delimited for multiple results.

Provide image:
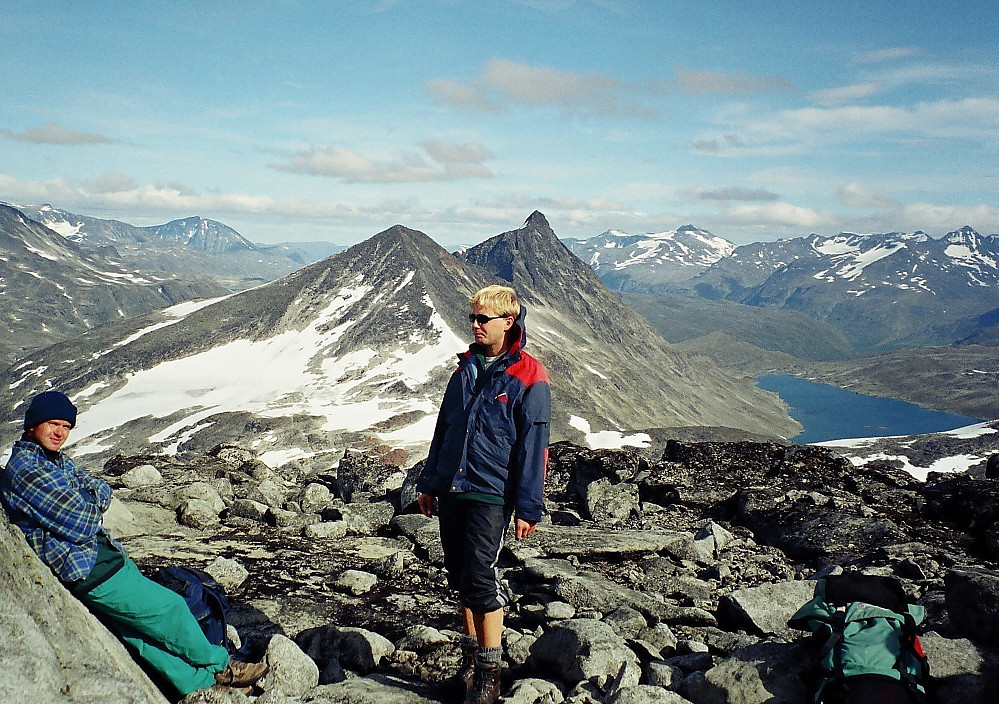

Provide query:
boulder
left=528, top=618, right=641, bottom=688
left=260, top=634, right=320, bottom=697
left=0, top=516, right=169, bottom=704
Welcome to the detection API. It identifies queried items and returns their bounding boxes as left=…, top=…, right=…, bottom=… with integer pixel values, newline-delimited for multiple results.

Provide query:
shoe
left=463, top=661, right=501, bottom=704
left=215, top=659, right=269, bottom=687
left=444, top=648, right=477, bottom=699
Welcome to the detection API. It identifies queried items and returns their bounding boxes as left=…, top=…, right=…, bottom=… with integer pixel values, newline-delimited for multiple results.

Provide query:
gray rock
left=300, top=483, right=334, bottom=515
left=390, top=514, right=443, bottom=564
left=305, top=521, right=350, bottom=540
left=121, top=463, right=163, bottom=488
left=205, top=556, right=249, bottom=592
left=645, top=661, right=683, bottom=688
left=303, top=673, right=438, bottom=704
left=585, top=478, right=640, bottom=526
left=718, top=580, right=817, bottom=635
left=299, top=625, right=395, bottom=675
left=528, top=618, right=641, bottom=688
left=0, top=517, right=169, bottom=704
left=505, top=678, right=565, bottom=704
left=228, top=498, right=269, bottom=522
left=681, top=641, right=810, bottom=704
left=251, top=478, right=289, bottom=508
left=181, top=481, right=226, bottom=513
left=335, top=570, right=379, bottom=595
left=945, top=567, right=999, bottom=647
left=338, top=501, right=396, bottom=535
left=260, top=634, right=320, bottom=697
left=544, top=601, right=576, bottom=620
left=607, top=685, right=694, bottom=704
left=603, top=605, right=648, bottom=639
left=921, top=631, right=997, bottom=704
left=393, top=625, right=450, bottom=653
left=178, top=498, right=222, bottom=529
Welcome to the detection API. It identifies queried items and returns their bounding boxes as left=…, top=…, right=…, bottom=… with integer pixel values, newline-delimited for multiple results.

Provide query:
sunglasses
left=468, top=313, right=509, bottom=325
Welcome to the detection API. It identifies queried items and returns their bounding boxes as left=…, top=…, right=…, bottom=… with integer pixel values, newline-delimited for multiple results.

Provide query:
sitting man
left=1, top=390, right=268, bottom=697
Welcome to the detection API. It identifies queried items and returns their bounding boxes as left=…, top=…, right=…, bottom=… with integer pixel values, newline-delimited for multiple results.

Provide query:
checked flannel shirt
left=2, top=439, right=119, bottom=583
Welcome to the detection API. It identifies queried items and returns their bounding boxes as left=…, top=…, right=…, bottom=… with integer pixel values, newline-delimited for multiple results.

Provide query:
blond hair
left=470, top=285, right=520, bottom=318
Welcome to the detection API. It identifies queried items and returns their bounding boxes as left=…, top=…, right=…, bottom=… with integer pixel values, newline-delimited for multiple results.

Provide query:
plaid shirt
left=2, top=439, right=118, bottom=583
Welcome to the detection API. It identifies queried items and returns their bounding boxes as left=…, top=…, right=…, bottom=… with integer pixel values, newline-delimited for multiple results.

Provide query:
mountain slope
left=0, top=204, right=226, bottom=367
left=0, top=213, right=797, bottom=468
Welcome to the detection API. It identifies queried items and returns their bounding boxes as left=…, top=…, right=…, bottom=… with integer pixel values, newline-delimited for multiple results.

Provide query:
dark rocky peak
left=460, top=211, right=601, bottom=303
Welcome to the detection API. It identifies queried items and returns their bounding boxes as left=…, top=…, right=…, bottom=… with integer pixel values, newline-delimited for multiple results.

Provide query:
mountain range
left=0, top=204, right=228, bottom=367
left=19, top=203, right=344, bottom=290
left=565, top=225, right=999, bottom=353
left=0, top=212, right=797, bottom=469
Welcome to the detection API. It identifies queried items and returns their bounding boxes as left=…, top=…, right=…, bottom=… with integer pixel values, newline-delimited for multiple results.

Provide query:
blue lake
left=755, top=374, right=984, bottom=444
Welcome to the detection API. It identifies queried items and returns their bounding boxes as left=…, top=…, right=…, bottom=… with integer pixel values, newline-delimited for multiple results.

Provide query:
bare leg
left=471, top=607, right=503, bottom=648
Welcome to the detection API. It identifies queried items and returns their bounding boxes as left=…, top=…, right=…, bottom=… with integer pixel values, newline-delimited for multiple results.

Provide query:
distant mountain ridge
left=0, top=204, right=227, bottom=367
left=562, top=224, right=735, bottom=290
left=0, top=212, right=797, bottom=469
left=567, top=224, right=999, bottom=353
left=18, top=204, right=344, bottom=291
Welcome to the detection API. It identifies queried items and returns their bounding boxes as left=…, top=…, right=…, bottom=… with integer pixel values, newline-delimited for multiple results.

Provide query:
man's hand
left=514, top=517, right=537, bottom=539
left=418, top=493, right=435, bottom=517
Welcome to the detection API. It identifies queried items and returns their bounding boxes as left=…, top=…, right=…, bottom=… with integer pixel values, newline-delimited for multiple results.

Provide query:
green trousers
left=78, top=556, right=230, bottom=696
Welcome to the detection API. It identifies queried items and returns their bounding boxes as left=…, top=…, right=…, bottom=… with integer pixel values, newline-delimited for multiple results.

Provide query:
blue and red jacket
left=418, top=305, right=550, bottom=522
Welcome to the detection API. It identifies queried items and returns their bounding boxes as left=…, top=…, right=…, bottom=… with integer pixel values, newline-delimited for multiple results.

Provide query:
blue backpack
left=153, top=566, right=235, bottom=653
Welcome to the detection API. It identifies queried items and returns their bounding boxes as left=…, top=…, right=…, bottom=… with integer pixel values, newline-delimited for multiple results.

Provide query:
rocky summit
left=3, top=436, right=997, bottom=704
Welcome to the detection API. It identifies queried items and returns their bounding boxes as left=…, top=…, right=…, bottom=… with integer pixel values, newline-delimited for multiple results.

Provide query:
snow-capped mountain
left=562, top=225, right=735, bottom=290
left=0, top=204, right=226, bottom=367
left=17, top=204, right=343, bottom=291
left=142, top=216, right=255, bottom=254
left=0, top=212, right=797, bottom=469
left=595, top=226, right=999, bottom=352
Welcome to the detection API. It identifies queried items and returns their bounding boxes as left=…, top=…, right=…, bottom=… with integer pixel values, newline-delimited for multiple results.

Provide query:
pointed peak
left=523, top=210, right=553, bottom=234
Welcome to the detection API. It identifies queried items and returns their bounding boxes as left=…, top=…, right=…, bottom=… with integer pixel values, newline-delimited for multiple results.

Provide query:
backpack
left=153, top=565, right=236, bottom=654
left=788, top=573, right=932, bottom=704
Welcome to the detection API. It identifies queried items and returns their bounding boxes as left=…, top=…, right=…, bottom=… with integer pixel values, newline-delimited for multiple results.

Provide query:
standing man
left=417, top=285, right=551, bottom=704
left=1, top=390, right=268, bottom=697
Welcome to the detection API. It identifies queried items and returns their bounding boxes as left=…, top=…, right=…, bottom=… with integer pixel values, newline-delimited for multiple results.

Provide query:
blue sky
left=1, top=0, right=996, bottom=248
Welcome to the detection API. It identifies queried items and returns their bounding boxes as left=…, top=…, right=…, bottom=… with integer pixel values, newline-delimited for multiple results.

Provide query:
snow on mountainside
left=562, top=225, right=735, bottom=290
left=0, top=213, right=797, bottom=470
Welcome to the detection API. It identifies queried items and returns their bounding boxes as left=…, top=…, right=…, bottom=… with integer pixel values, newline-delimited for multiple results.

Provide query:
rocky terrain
left=4, top=432, right=999, bottom=704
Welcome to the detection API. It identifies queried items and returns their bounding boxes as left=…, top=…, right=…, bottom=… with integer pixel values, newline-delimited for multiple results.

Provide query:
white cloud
left=811, top=82, right=884, bottom=106
left=750, top=97, right=999, bottom=142
left=271, top=141, right=494, bottom=183
left=838, top=182, right=898, bottom=209
left=1, top=122, right=112, bottom=145
left=852, top=47, right=920, bottom=65
left=723, top=202, right=829, bottom=229
left=672, top=66, right=796, bottom=94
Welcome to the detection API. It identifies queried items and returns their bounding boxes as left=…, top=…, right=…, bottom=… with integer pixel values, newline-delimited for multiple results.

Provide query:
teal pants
left=78, top=557, right=230, bottom=696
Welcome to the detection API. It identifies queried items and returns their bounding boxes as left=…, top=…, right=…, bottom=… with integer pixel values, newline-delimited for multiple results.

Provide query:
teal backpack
left=788, top=573, right=932, bottom=704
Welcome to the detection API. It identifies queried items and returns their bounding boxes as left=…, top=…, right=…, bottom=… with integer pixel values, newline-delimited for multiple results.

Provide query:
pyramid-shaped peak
left=523, top=210, right=554, bottom=234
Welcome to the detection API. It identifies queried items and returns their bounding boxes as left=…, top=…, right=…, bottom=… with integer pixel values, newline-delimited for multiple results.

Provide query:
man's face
left=28, top=419, right=72, bottom=452
left=470, top=304, right=513, bottom=356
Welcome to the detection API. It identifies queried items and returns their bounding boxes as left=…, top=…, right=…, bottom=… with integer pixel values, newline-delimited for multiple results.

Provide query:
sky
left=1, top=1, right=996, bottom=249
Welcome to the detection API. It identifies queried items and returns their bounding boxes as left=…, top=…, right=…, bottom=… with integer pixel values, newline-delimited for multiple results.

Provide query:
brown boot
left=463, top=661, right=501, bottom=704
left=445, top=647, right=477, bottom=700
left=215, top=659, right=269, bottom=687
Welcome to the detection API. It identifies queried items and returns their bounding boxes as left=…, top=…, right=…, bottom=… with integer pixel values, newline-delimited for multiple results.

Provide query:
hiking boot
left=463, top=661, right=501, bottom=704
left=215, top=659, right=269, bottom=687
left=444, top=649, right=477, bottom=699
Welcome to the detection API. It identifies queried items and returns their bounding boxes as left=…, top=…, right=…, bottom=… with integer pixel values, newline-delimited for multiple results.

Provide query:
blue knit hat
left=23, top=391, right=77, bottom=430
